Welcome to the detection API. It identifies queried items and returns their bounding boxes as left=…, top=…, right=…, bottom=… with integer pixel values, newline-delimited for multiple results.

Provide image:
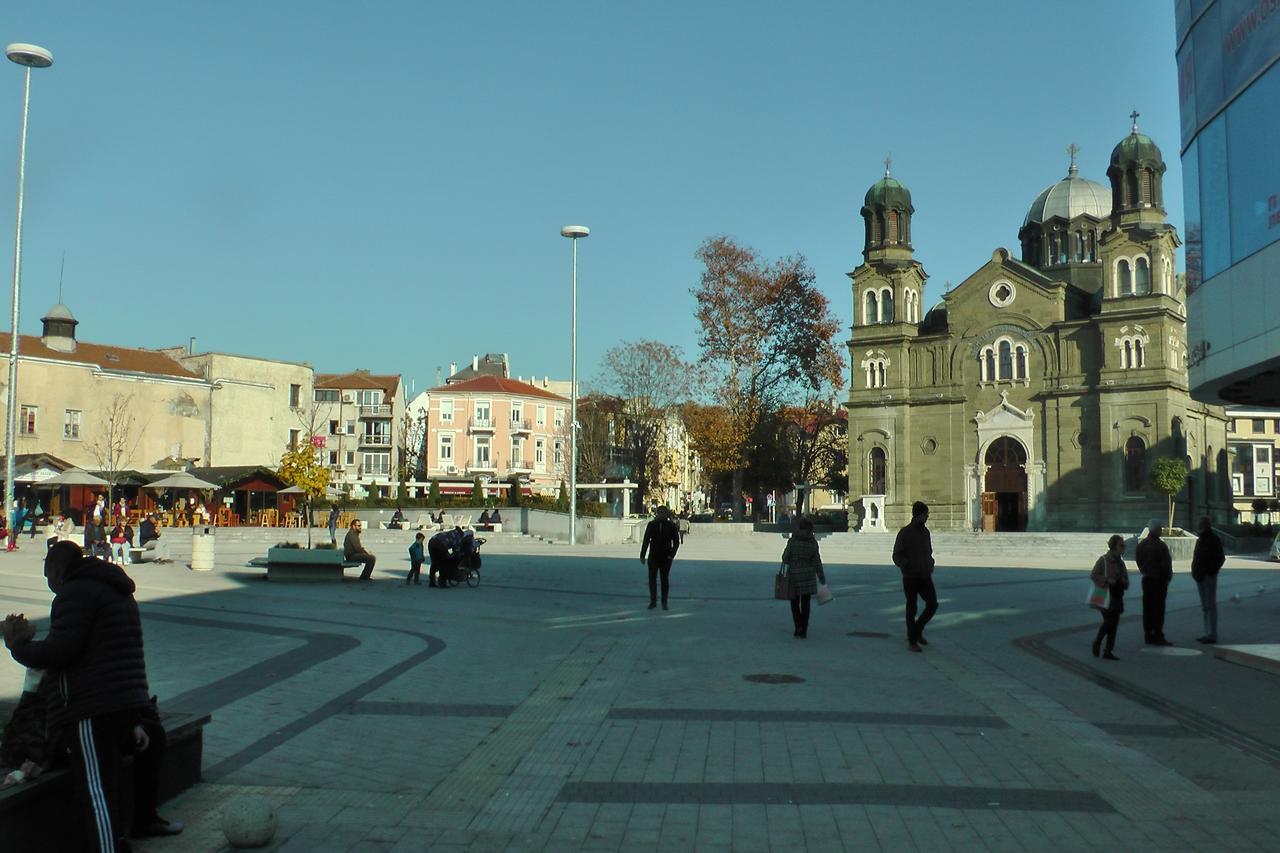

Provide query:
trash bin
left=191, top=526, right=215, bottom=571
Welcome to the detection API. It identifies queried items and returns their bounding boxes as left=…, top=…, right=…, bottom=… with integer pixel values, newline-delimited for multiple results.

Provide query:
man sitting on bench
left=343, top=520, right=377, bottom=581
left=138, top=514, right=170, bottom=563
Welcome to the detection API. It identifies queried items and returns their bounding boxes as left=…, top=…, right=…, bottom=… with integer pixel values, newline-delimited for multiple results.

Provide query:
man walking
left=327, top=503, right=341, bottom=545
left=640, top=506, right=681, bottom=610
left=343, top=519, right=377, bottom=581
left=1191, top=516, right=1225, bottom=644
left=1136, top=519, right=1173, bottom=645
left=893, top=501, right=937, bottom=652
left=2, top=541, right=183, bottom=850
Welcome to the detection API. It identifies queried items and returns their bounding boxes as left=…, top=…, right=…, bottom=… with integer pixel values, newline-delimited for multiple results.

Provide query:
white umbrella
left=277, top=485, right=306, bottom=495
left=145, top=472, right=219, bottom=491
left=41, top=469, right=110, bottom=487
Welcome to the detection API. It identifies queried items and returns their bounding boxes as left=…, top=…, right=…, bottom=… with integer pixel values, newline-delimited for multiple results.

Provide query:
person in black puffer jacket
left=2, top=541, right=183, bottom=849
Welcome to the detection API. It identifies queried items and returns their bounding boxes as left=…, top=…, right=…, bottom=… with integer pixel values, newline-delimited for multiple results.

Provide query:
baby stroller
left=443, top=533, right=484, bottom=588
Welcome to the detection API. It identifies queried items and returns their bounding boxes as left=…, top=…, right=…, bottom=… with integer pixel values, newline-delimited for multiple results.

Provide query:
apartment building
left=1227, top=408, right=1280, bottom=522
left=312, top=371, right=404, bottom=494
left=423, top=375, right=569, bottom=495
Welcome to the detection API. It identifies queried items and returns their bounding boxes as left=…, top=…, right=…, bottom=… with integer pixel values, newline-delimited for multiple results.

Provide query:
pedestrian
left=892, top=501, right=938, bottom=652
left=327, top=503, right=340, bottom=544
left=1090, top=534, right=1129, bottom=660
left=139, top=514, right=169, bottom=563
left=1191, top=516, right=1225, bottom=644
left=677, top=511, right=690, bottom=544
left=782, top=517, right=826, bottom=638
left=639, top=505, right=681, bottom=610
left=1136, top=519, right=1173, bottom=646
left=427, top=528, right=459, bottom=588
left=407, top=532, right=425, bottom=586
left=2, top=541, right=184, bottom=849
left=8, top=498, right=26, bottom=551
left=343, top=519, right=376, bottom=581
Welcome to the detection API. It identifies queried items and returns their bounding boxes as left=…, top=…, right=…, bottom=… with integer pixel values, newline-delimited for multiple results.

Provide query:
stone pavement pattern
left=1, top=529, right=1278, bottom=851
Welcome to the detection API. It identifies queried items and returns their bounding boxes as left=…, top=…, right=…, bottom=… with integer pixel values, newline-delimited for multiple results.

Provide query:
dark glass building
left=1176, top=0, right=1280, bottom=404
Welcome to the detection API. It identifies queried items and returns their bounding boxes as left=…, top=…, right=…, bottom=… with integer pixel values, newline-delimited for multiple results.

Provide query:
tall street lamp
left=4, top=43, right=53, bottom=547
left=560, top=224, right=588, bottom=546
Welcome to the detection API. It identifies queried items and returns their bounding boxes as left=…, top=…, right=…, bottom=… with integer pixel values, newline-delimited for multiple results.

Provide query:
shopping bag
left=774, top=564, right=792, bottom=600
left=816, top=583, right=834, bottom=605
left=1086, top=582, right=1110, bottom=610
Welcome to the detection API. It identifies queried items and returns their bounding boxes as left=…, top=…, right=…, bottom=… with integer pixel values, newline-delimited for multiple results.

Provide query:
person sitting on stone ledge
left=344, top=519, right=377, bottom=581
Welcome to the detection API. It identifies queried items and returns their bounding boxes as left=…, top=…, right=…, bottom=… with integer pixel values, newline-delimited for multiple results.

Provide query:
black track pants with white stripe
left=69, top=710, right=165, bottom=852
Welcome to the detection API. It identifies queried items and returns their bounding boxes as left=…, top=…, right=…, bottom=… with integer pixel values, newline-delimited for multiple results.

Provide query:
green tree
left=428, top=479, right=441, bottom=504
left=556, top=480, right=568, bottom=511
left=1150, top=457, right=1189, bottom=531
left=471, top=476, right=485, bottom=505
left=278, top=441, right=331, bottom=547
left=508, top=476, right=523, bottom=508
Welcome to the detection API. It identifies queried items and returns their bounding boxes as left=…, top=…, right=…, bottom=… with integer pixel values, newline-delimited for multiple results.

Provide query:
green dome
left=1110, top=131, right=1163, bottom=168
left=864, top=176, right=912, bottom=211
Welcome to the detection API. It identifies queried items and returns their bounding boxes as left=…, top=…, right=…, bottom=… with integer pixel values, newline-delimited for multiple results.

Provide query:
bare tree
left=398, top=409, right=428, bottom=485
left=88, top=394, right=146, bottom=505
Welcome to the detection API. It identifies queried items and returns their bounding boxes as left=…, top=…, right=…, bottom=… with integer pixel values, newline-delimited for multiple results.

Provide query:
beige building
left=1, top=302, right=316, bottom=481
left=1227, top=408, right=1280, bottom=523
left=312, top=371, right=404, bottom=495
left=652, top=411, right=705, bottom=511
left=423, top=375, right=569, bottom=496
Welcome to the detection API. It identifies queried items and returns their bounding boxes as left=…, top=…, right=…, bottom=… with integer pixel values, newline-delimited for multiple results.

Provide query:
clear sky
left=2, top=1, right=1184, bottom=397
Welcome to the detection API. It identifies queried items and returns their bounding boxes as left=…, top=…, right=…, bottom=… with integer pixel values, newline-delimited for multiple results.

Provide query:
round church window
left=989, top=281, right=1016, bottom=308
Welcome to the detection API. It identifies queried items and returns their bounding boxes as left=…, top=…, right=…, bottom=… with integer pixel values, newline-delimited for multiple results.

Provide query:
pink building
left=423, top=376, right=570, bottom=496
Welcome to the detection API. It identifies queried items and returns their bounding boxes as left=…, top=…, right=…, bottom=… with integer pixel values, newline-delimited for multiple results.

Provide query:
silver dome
left=43, top=302, right=76, bottom=322
left=1022, top=169, right=1110, bottom=228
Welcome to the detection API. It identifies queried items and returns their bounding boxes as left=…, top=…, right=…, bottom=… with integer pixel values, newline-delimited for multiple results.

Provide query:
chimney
left=449, top=362, right=457, bottom=377
left=435, top=367, right=442, bottom=386
left=502, top=353, right=510, bottom=377
left=472, top=354, right=478, bottom=371
left=188, top=336, right=196, bottom=355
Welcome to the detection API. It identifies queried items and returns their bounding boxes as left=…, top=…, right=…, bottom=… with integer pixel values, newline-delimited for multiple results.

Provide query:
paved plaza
left=2, top=528, right=1279, bottom=852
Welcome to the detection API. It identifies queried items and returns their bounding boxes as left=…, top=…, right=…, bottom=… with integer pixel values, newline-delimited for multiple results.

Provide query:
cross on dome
left=1066, top=143, right=1079, bottom=175
left=1130, top=110, right=1140, bottom=133
left=883, top=154, right=892, bottom=177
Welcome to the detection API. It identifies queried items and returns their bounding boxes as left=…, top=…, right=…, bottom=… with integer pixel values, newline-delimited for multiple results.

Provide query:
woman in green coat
left=781, top=517, right=827, bottom=638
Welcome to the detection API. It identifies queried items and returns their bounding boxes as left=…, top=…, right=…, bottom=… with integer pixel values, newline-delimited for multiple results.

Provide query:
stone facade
left=845, top=130, right=1230, bottom=532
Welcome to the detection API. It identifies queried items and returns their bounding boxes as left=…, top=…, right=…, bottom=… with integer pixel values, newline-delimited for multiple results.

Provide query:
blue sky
left=3, top=2, right=1184, bottom=396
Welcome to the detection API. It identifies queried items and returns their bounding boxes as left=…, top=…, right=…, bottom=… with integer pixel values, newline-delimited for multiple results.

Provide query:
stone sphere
left=221, top=794, right=277, bottom=849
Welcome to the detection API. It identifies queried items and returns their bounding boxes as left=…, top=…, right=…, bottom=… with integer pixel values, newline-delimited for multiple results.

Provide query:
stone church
left=845, top=121, right=1230, bottom=532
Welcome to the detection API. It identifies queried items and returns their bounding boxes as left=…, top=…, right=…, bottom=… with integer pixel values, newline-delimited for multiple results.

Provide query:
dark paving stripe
left=1094, top=722, right=1198, bottom=739
left=348, top=701, right=515, bottom=717
left=608, top=708, right=1009, bottom=729
left=556, top=781, right=1114, bottom=813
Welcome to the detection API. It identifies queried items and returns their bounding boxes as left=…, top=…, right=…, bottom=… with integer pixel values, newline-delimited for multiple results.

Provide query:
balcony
left=506, top=458, right=532, bottom=474
left=469, top=417, right=496, bottom=432
left=359, top=404, right=393, bottom=418
left=358, top=433, right=392, bottom=447
left=509, top=418, right=532, bottom=434
left=466, top=458, right=498, bottom=474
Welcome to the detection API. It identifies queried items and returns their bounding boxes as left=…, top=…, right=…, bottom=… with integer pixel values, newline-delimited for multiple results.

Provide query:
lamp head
left=560, top=225, right=590, bottom=239
left=5, top=43, right=53, bottom=68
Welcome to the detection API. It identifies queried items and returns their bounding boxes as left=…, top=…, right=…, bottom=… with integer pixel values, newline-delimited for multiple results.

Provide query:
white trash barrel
left=191, top=527, right=215, bottom=571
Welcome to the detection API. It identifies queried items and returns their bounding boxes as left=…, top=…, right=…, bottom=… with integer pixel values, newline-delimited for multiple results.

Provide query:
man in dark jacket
left=1, top=541, right=182, bottom=849
left=1136, top=519, right=1174, bottom=645
left=1191, top=516, right=1225, bottom=644
left=640, top=506, right=681, bottom=610
left=893, top=501, right=937, bottom=652
left=344, top=519, right=376, bottom=581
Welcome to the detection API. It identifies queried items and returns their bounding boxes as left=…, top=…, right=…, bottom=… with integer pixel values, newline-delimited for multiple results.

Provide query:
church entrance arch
left=983, top=436, right=1027, bottom=531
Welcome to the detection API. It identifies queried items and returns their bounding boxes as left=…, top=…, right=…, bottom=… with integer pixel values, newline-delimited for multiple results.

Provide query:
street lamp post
left=560, top=224, right=589, bottom=546
left=3, top=43, right=52, bottom=548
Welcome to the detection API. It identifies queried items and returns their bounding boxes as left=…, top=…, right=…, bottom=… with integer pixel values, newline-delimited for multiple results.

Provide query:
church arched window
left=864, top=290, right=878, bottom=326
left=1133, top=339, right=1144, bottom=367
left=881, top=288, right=894, bottom=323
left=1086, top=230, right=1096, bottom=262
left=1015, top=345, right=1028, bottom=380
left=998, top=340, right=1013, bottom=380
left=1126, top=169, right=1139, bottom=208
left=887, top=210, right=899, bottom=243
left=868, top=447, right=887, bottom=495
left=1124, top=436, right=1147, bottom=493
left=1134, top=257, right=1151, bottom=295
left=871, top=213, right=882, bottom=244
left=1141, top=168, right=1153, bottom=205
left=1123, top=339, right=1133, bottom=369
left=1072, top=231, right=1082, bottom=262
left=982, top=349, right=995, bottom=383
left=1117, top=259, right=1132, bottom=296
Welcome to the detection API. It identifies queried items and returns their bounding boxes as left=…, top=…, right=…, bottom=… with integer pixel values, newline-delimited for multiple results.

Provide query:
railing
left=467, top=459, right=498, bottom=473
left=359, top=404, right=393, bottom=418
left=509, top=418, right=532, bottom=432
left=359, top=434, right=392, bottom=447
left=469, top=417, right=495, bottom=431
left=506, top=459, right=532, bottom=473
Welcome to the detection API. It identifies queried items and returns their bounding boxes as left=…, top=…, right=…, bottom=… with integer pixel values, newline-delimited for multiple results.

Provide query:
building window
left=1124, top=436, right=1147, bottom=493
left=329, top=420, right=340, bottom=435
left=363, top=452, right=390, bottom=476
left=440, top=399, right=453, bottom=422
left=554, top=408, right=565, bottom=428
left=314, top=388, right=339, bottom=402
left=345, top=420, right=356, bottom=435
left=355, top=389, right=382, bottom=406
left=998, top=341, right=1013, bottom=379
left=1117, top=259, right=1132, bottom=296
left=864, top=358, right=888, bottom=389
left=868, top=447, right=887, bottom=495
left=474, top=400, right=492, bottom=426
left=554, top=440, right=564, bottom=467
left=1252, top=418, right=1266, bottom=433
left=535, top=437, right=546, bottom=469
left=887, top=210, right=899, bottom=242
left=64, top=409, right=81, bottom=440
left=329, top=451, right=339, bottom=465
left=289, top=384, right=301, bottom=408
left=439, top=433, right=453, bottom=462
left=880, top=288, right=894, bottom=323
left=536, top=404, right=546, bottom=426
left=1118, top=336, right=1148, bottom=369
left=474, top=436, right=491, bottom=465
left=864, top=290, right=878, bottom=325
left=982, top=349, right=996, bottom=382
left=1015, top=346, right=1028, bottom=380
left=510, top=438, right=523, bottom=466
left=19, top=405, right=36, bottom=436
left=345, top=451, right=355, bottom=465
left=1134, top=257, right=1151, bottom=295
left=511, top=401, right=523, bottom=423
left=289, top=429, right=301, bottom=448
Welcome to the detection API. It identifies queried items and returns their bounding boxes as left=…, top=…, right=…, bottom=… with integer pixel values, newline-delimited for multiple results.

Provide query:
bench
left=475, top=523, right=502, bottom=533
left=249, top=547, right=364, bottom=581
left=0, top=710, right=209, bottom=849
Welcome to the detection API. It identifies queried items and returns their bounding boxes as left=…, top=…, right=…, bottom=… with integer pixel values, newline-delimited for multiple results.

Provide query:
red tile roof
left=0, top=333, right=202, bottom=379
left=427, top=375, right=568, bottom=401
left=316, top=371, right=401, bottom=397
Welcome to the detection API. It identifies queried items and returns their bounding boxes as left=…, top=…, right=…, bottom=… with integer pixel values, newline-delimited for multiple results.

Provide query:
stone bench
left=475, top=523, right=502, bottom=533
left=249, top=547, right=364, bottom=581
left=0, top=710, right=209, bottom=849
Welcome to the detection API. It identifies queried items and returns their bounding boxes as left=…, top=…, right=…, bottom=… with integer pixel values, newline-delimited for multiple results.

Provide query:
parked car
left=1270, top=531, right=1280, bottom=562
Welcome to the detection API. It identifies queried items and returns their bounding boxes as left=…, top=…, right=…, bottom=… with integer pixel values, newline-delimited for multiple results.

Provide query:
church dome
left=864, top=175, right=912, bottom=211
left=43, top=301, right=76, bottom=322
left=1022, top=168, right=1110, bottom=228
left=1110, top=130, right=1163, bottom=170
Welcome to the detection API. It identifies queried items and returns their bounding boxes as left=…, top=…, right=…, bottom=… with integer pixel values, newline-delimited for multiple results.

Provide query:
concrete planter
left=263, top=547, right=350, bottom=581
